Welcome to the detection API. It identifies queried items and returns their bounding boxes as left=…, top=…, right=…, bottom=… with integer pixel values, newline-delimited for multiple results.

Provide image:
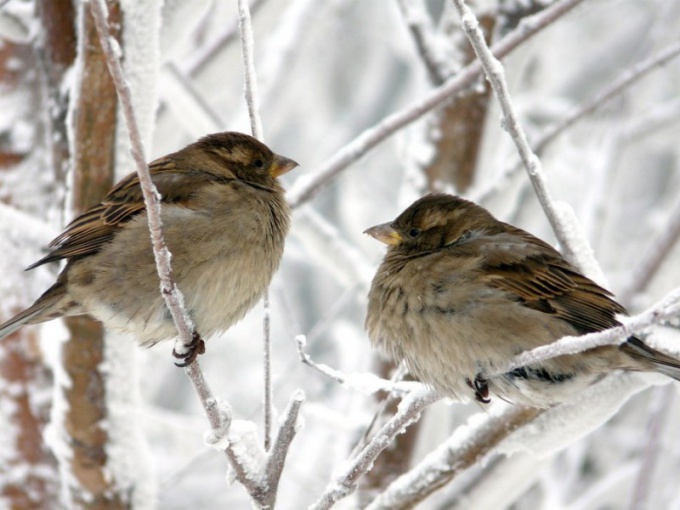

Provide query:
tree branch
left=492, top=286, right=680, bottom=377
left=287, top=0, right=584, bottom=208
left=310, top=388, right=441, bottom=510
left=452, top=0, right=581, bottom=262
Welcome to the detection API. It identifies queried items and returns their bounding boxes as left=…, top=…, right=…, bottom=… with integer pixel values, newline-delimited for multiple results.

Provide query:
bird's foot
left=173, top=331, right=206, bottom=367
left=466, top=374, right=491, bottom=404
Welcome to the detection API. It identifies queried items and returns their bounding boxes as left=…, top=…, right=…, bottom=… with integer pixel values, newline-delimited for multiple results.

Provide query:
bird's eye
left=409, top=228, right=421, bottom=238
left=253, top=159, right=264, bottom=168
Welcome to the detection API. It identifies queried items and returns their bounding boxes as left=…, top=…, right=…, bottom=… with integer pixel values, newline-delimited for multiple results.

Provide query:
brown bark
left=0, top=30, right=59, bottom=510
left=0, top=326, right=58, bottom=509
left=37, top=0, right=127, bottom=507
left=36, top=0, right=77, bottom=186
left=424, top=14, right=495, bottom=194
left=61, top=2, right=126, bottom=508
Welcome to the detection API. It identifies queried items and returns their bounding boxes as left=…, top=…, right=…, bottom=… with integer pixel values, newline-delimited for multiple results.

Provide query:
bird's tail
left=0, top=283, right=67, bottom=340
left=621, top=337, right=680, bottom=381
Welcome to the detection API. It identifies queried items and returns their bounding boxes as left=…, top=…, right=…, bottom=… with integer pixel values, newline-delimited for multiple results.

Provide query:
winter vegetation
left=0, top=0, right=679, bottom=509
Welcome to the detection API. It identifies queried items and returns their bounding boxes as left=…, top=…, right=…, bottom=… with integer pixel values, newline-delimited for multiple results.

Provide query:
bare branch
left=181, top=0, right=266, bottom=77
left=472, top=39, right=680, bottom=205
left=238, top=0, right=264, bottom=140
left=90, top=0, right=197, bottom=363
left=395, top=0, right=449, bottom=84
left=453, top=0, right=582, bottom=263
left=365, top=405, right=543, bottom=510
left=295, top=335, right=421, bottom=395
left=287, top=0, right=584, bottom=208
left=261, top=390, right=305, bottom=504
left=310, top=388, right=441, bottom=510
left=237, top=0, right=274, bottom=453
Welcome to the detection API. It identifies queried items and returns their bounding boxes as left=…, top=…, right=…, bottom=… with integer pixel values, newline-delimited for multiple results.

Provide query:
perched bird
left=365, top=194, right=680, bottom=408
left=0, top=132, right=297, bottom=365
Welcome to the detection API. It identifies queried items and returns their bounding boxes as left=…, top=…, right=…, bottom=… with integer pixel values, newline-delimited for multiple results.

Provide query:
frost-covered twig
left=92, top=0, right=231, bottom=446
left=260, top=390, right=305, bottom=503
left=492, top=286, right=680, bottom=377
left=237, top=0, right=274, bottom=451
left=295, top=335, right=421, bottom=395
left=534, top=39, right=680, bottom=156
left=396, top=0, right=448, bottom=84
left=221, top=391, right=304, bottom=509
left=472, top=40, right=680, bottom=205
left=365, top=405, right=542, bottom=510
left=182, top=0, right=266, bottom=76
left=453, top=0, right=579, bottom=262
left=287, top=0, right=584, bottom=208
left=310, top=388, right=441, bottom=510
left=238, top=0, right=264, bottom=141
left=90, top=0, right=199, bottom=365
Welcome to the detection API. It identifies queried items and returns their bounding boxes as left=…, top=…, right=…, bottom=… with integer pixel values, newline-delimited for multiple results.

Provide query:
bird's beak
left=364, top=222, right=403, bottom=245
left=269, top=154, right=299, bottom=177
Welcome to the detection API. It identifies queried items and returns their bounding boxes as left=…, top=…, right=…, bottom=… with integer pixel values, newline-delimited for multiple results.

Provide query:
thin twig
left=452, top=0, right=579, bottom=262
left=492, top=286, right=680, bottom=377
left=287, top=0, right=584, bottom=208
left=365, top=405, right=543, bottom=510
left=295, top=335, right=421, bottom=395
left=182, top=0, right=266, bottom=77
left=238, top=0, right=264, bottom=141
left=536, top=39, right=680, bottom=155
left=472, top=39, right=680, bottom=205
left=310, top=389, right=441, bottom=510
left=237, top=0, right=272, bottom=451
left=92, top=4, right=298, bottom=507
left=89, top=0, right=197, bottom=360
left=261, top=390, right=305, bottom=504
left=396, top=0, right=448, bottom=84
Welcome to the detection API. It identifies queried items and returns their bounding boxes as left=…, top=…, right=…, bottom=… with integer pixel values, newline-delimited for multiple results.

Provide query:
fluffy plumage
left=365, top=194, right=680, bottom=408
left=0, top=132, right=296, bottom=364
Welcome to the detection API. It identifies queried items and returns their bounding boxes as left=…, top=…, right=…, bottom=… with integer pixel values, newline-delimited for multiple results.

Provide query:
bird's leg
left=173, top=331, right=206, bottom=367
left=466, top=374, right=491, bottom=404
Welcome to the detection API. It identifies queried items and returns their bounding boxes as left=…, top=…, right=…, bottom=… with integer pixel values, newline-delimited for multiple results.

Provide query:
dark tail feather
left=621, top=337, right=680, bottom=381
left=0, top=284, right=67, bottom=340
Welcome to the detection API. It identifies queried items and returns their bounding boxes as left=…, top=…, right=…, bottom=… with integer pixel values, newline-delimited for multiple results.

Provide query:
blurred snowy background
left=1, top=0, right=680, bottom=508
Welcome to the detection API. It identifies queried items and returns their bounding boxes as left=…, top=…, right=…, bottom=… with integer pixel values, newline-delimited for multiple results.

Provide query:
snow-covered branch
left=310, top=388, right=441, bottom=510
left=492, top=287, right=680, bottom=377
left=395, top=0, right=449, bottom=84
left=296, top=335, right=422, bottom=396
left=365, top=404, right=543, bottom=510
left=287, top=0, right=585, bottom=208
left=237, top=0, right=276, bottom=453
left=472, top=39, right=680, bottom=206
left=452, top=0, right=582, bottom=264
left=90, top=0, right=198, bottom=362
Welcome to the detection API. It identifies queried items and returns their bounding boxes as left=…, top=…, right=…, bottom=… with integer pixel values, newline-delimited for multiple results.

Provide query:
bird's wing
left=478, top=228, right=626, bottom=334
left=28, top=157, right=231, bottom=268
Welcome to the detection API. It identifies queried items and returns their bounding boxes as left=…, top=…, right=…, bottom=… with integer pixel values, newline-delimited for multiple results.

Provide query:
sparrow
left=0, top=132, right=297, bottom=365
left=365, top=193, right=680, bottom=408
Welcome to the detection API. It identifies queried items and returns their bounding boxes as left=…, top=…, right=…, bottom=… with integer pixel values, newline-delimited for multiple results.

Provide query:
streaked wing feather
left=28, top=156, right=233, bottom=269
left=481, top=228, right=625, bottom=334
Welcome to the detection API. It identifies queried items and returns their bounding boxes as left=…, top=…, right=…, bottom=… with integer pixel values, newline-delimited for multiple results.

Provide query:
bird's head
left=191, top=131, right=298, bottom=188
left=364, top=194, right=499, bottom=255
